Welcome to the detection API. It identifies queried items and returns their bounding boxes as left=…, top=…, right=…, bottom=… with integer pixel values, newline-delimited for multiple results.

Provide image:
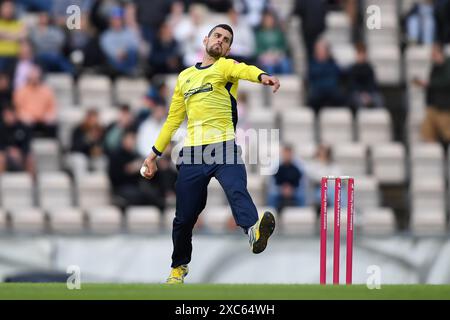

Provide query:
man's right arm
left=142, top=79, right=186, bottom=179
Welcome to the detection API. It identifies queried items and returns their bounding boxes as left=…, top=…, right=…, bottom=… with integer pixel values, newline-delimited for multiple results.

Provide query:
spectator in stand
left=203, top=0, right=233, bottom=13
left=307, top=39, right=346, bottom=114
left=347, top=42, right=383, bottom=112
left=136, top=104, right=167, bottom=158
left=0, top=106, right=34, bottom=174
left=107, top=129, right=166, bottom=211
left=267, top=144, right=306, bottom=214
left=292, top=0, right=326, bottom=60
left=233, top=0, right=272, bottom=29
left=70, top=108, right=106, bottom=170
left=405, top=0, right=436, bottom=45
left=435, top=0, right=450, bottom=44
left=255, top=10, right=292, bottom=75
left=173, top=3, right=212, bottom=68
left=103, top=103, right=136, bottom=156
left=135, top=78, right=168, bottom=125
left=0, top=0, right=27, bottom=75
left=13, top=40, right=35, bottom=89
left=414, top=43, right=450, bottom=148
left=29, top=12, right=74, bottom=74
left=226, top=7, right=256, bottom=65
left=0, top=72, right=12, bottom=110
left=13, top=64, right=57, bottom=138
left=148, top=23, right=183, bottom=75
left=100, top=6, right=140, bottom=76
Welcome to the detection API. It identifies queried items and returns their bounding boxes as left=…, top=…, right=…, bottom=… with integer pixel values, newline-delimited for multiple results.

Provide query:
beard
left=206, top=43, right=224, bottom=59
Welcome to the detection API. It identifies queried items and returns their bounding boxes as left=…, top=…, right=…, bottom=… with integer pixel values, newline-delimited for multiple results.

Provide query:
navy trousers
left=171, top=141, right=259, bottom=268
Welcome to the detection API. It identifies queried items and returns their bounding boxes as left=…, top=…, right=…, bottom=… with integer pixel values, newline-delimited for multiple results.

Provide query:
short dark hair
left=208, top=24, right=234, bottom=45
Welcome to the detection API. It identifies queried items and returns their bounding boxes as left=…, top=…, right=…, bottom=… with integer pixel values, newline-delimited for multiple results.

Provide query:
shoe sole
left=252, top=211, right=276, bottom=254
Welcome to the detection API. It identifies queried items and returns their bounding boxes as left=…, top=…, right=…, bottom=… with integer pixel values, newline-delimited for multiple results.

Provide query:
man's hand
left=141, top=152, right=158, bottom=180
left=261, top=74, right=281, bottom=93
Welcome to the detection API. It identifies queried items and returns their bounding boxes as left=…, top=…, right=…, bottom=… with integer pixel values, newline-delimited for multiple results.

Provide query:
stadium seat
left=31, top=138, right=61, bottom=172
left=47, top=207, right=85, bottom=234
left=354, top=176, right=380, bottom=209
left=356, top=109, right=392, bottom=146
left=319, top=107, right=353, bottom=144
left=247, top=174, right=265, bottom=207
left=279, top=206, right=316, bottom=236
left=9, top=208, right=46, bottom=233
left=410, top=143, right=444, bottom=182
left=0, top=173, right=34, bottom=209
left=163, top=207, right=176, bottom=231
left=405, top=45, right=432, bottom=81
left=86, top=206, right=122, bottom=234
left=115, top=77, right=148, bottom=109
left=78, top=75, right=112, bottom=107
left=333, top=143, right=368, bottom=177
left=37, top=172, right=73, bottom=208
left=271, top=75, right=303, bottom=110
left=410, top=178, right=446, bottom=213
left=368, top=45, right=401, bottom=85
left=207, top=178, right=227, bottom=206
left=324, top=11, right=352, bottom=46
left=0, top=209, right=6, bottom=232
left=410, top=209, right=448, bottom=235
left=247, top=109, right=277, bottom=130
left=201, top=205, right=232, bottom=232
left=57, top=106, right=85, bottom=151
left=371, top=143, right=406, bottom=184
left=45, top=73, right=74, bottom=106
left=295, top=143, right=317, bottom=162
left=126, top=206, right=161, bottom=233
left=280, top=108, right=316, bottom=146
left=76, top=172, right=111, bottom=208
left=64, top=152, right=89, bottom=179
left=360, top=207, right=396, bottom=235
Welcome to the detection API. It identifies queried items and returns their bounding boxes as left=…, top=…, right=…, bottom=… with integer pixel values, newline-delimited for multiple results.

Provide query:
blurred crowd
left=0, top=0, right=449, bottom=219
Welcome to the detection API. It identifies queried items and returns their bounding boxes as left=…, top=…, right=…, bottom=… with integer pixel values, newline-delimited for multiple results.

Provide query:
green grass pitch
left=1, top=284, right=450, bottom=300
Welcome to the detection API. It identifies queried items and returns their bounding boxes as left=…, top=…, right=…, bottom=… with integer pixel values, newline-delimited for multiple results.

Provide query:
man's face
left=204, top=27, right=232, bottom=59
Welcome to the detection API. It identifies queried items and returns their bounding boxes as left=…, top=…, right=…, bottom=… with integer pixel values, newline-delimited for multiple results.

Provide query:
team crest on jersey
left=184, top=83, right=213, bottom=99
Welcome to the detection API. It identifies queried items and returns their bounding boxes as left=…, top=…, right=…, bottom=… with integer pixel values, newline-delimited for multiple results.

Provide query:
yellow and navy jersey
left=152, top=57, right=267, bottom=156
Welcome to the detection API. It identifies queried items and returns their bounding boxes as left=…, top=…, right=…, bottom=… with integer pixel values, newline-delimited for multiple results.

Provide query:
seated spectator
left=0, top=0, right=27, bottom=75
left=148, top=23, right=182, bottom=75
left=0, top=106, right=34, bottom=174
left=70, top=108, right=105, bottom=171
left=255, top=10, right=292, bottom=75
left=414, top=43, right=450, bottom=148
left=136, top=104, right=166, bottom=158
left=100, top=6, right=140, bottom=76
left=13, top=40, right=35, bottom=89
left=267, top=144, right=306, bottom=214
left=307, top=39, right=346, bottom=113
left=103, top=104, right=136, bottom=156
left=13, top=64, right=57, bottom=138
left=107, top=130, right=166, bottom=211
left=226, top=7, right=256, bottom=65
left=404, top=0, right=435, bottom=45
left=347, top=43, right=384, bottom=112
left=0, top=72, right=12, bottom=110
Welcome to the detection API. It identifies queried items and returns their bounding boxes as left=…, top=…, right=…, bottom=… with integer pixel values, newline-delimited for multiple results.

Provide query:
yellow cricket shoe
left=248, top=211, right=276, bottom=254
left=166, top=265, right=189, bottom=284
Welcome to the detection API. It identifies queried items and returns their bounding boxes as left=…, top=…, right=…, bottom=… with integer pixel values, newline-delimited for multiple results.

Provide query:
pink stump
left=346, top=178, right=354, bottom=285
left=320, top=177, right=328, bottom=285
left=333, top=178, right=341, bottom=285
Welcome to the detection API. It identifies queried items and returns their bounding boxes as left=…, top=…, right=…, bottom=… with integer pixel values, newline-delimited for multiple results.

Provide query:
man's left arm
left=218, top=58, right=280, bottom=92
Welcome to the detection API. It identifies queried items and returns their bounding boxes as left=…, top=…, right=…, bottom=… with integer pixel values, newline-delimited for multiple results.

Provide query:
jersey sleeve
left=217, top=57, right=268, bottom=83
left=152, top=78, right=186, bottom=156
